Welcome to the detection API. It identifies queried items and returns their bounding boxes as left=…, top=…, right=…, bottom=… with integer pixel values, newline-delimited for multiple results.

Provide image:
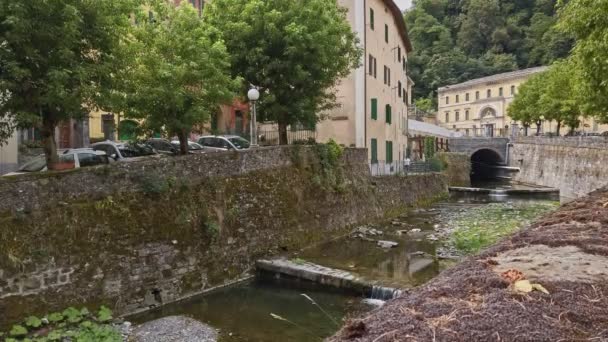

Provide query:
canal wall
left=436, top=152, right=471, bottom=187
left=0, top=145, right=448, bottom=325
left=509, top=137, right=608, bottom=199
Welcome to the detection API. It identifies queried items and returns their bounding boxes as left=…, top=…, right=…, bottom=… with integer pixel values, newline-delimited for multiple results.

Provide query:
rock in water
left=377, top=240, right=399, bottom=248
left=131, top=316, right=218, bottom=342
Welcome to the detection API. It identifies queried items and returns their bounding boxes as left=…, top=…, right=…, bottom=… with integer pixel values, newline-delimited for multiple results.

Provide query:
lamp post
left=247, top=87, right=260, bottom=147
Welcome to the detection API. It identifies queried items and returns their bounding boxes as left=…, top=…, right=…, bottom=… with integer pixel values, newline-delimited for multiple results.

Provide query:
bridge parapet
left=448, top=137, right=509, bottom=163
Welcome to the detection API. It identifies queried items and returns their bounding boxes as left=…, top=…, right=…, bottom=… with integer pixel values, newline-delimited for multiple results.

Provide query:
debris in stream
left=377, top=240, right=399, bottom=249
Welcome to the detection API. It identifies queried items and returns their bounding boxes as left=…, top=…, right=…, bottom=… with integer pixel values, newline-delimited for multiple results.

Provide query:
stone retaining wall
left=0, top=146, right=447, bottom=326
left=436, top=152, right=471, bottom=187
left=509, top=137, right=608, bottom=199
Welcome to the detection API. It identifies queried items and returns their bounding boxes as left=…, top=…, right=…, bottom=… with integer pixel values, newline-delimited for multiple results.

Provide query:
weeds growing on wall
left=290, top=140, right=346, bottom=192
left=311, top=140, right=345, bottom=191
left=1, top=306, right=121, bottom=342
left=424, top=136, right=436, bottom=160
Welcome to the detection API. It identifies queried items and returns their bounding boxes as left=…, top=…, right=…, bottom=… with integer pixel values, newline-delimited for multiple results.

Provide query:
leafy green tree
left=508, top=73, right=545, bottom=134
left=121, top=1, right=237, bottom=154
left=0, top=0, right=138, bottom=168
left=414, top=98, right=435, bottom=113
left=204, top=0, right=362, bottom=145
left=558, top=0, right=608, bottom=120
left=457, top=0, right=503, bottom=56
left=538, top=61, right=582, bottom=135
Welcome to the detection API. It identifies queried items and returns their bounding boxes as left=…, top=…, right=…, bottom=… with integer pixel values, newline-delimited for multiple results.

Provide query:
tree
left=558, top=0, right=608, bottom=120
left=122, top=1, right=238, bottom=155
left=204, top=0, right=362, bottom=145
left=508, top=72, right=546, bottom=134
left=404, top=0, right=572, bottom=107
left=0, top=0, right=138, bottom=168
left=537, top=60, right=582, bottom=135
left=457, top=0, right=503, bottom=56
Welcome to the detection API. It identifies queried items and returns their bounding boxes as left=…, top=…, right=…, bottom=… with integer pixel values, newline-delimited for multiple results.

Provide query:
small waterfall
left=489, top=189, right=508, bottom=197
left=369, top=286, right=403, bottom=301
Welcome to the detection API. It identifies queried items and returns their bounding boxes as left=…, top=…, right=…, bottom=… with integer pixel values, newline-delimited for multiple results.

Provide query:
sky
left=394, top=0, right=413, bottom=10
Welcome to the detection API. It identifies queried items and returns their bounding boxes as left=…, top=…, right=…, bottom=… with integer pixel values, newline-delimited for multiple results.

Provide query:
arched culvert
left=470, top=149, right=505, bottom=181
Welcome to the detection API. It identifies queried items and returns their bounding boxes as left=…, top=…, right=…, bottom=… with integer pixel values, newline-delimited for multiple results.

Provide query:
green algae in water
left=449, top=201, right=560, bottom=254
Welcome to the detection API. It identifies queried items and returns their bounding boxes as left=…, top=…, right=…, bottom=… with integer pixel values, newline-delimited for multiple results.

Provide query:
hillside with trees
left=405, top=0, right=573, bottom=110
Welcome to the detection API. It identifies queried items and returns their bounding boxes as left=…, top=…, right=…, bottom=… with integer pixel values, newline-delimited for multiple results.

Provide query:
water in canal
left=131, top=188, right=559, bottom=341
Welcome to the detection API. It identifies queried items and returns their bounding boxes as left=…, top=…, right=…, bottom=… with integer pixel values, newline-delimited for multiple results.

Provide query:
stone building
left=437, top=67, right=547, bottom=137
left=316, top=0, right=413, bottom=167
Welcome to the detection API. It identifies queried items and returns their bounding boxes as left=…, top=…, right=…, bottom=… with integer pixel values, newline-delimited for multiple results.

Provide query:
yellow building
left=0, top=130, right=18, bottom=175
left=317, top=0, right=412, bottom=167
left=437, top=67, right=547, bottom=137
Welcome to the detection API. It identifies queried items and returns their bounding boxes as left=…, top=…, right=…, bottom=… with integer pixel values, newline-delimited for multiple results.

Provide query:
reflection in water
left=129, top=279, right=371, bottom=342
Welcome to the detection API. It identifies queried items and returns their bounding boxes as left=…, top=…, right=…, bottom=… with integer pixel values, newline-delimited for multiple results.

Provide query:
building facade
left=317, top=0, right=412, bottom=166
left=437, top=67, right=547, bottom=137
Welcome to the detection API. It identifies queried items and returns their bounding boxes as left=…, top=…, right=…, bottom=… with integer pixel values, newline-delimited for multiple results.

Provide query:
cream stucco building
left=317, top=0, right=412, bottom=165
left=437, top=67, right=547, bottom=137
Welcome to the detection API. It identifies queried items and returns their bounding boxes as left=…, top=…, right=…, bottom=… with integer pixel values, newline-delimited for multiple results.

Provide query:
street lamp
left=247, top=87, right=260, bottom=147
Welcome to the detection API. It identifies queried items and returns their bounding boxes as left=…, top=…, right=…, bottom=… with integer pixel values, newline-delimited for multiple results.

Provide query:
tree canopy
left=508, top=61, right=583, bottom=135
left=121, top=1, right=238, bottom=154
left=558, top=0, right=608, bottom=122
left=405, top=0, right=574, bottom=108
left=0, top=0, right=138, bottom=167
left=204, top=0, right=362, bottom=144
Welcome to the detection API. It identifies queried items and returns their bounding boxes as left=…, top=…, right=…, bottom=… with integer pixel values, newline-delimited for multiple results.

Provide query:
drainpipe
left=505, top=141, right=511, bottom=166
left=363, top=0, right=367, bottom=152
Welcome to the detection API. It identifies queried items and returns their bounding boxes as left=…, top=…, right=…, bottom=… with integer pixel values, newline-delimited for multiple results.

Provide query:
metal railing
left=258, top=129, right=317, bottom=146
left=458, top=127, right=509, bottom=138
left=369, top=160, right=438, bottom=176
left=210, top=129, right=317, bottom=146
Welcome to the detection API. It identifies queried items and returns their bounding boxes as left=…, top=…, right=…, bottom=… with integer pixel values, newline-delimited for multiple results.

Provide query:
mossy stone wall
left=436, top=152, right=471, bottom=187
left=0, top=146, right=447, bottom=326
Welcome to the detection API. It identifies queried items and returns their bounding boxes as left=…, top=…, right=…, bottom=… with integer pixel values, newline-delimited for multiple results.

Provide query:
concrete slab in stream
left=256, top=259, right=371, bottom=294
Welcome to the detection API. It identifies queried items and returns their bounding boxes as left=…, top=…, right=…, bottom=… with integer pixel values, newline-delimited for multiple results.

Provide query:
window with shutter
left=371, top=99, right=378, bottom=120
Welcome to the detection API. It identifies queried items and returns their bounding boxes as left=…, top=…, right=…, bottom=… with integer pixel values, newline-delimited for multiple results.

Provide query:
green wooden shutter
left=371, top=138, right=378, bottom=163
left=371, top=99, right=378, bottom=120
left=386, top=104, right=392, bottom=124
left=385, top=24, right=388, bottom=43
left=370, top=8, right=374, bottom=30
left=386, top=141, right=393, bottom=163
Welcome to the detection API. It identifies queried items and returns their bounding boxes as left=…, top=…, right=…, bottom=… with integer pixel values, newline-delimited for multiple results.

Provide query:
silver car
left=197, top=135, right=250, bottom=152
left=91, top=141, right=157, bottom=161
left=4, top=149, right=110, bottom=176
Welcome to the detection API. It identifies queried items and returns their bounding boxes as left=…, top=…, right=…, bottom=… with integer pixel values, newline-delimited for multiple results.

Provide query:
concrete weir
left=449, top=186, right=560, bottom=196
left=256, top=259, right=403, bottom=300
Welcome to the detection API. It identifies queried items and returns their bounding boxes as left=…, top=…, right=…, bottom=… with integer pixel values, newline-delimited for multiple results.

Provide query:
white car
left=197, top=135, right=251, bottom=151
left=4, top=149, right=110, bottom=176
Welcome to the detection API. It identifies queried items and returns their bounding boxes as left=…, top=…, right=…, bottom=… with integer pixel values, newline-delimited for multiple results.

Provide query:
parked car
left=91, top=141, right=157, bottom=161
left=146, top=138, right=178, bottom=155
left=197, top=135, right=251, bottom=152
left=3, top=149, right=110, bottom=176
left=170, top=140, right=206, bottom=154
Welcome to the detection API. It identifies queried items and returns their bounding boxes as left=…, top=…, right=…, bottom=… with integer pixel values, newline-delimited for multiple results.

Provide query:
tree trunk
left=523, top=125, right=529, bottom=136
left=177, top=130, right=189, bottom=155
left=278, top=121, right=288, bottom=145
left=41, top=115, right=59, bottom=170
left=556, top=121, right=562, bottom=136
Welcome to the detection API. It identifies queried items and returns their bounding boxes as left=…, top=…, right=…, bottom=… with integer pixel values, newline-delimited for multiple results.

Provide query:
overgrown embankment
left=0, top=145, right=447, bottom=327
left=332, top=187, right=608, bottom=342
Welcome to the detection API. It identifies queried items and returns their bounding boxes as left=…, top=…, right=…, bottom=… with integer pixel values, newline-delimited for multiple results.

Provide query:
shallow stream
left=131, top=185, right=559, bottom=341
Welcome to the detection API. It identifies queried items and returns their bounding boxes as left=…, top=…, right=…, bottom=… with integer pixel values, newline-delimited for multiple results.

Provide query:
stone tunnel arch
left=470, top=148, right=505, bottom=182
